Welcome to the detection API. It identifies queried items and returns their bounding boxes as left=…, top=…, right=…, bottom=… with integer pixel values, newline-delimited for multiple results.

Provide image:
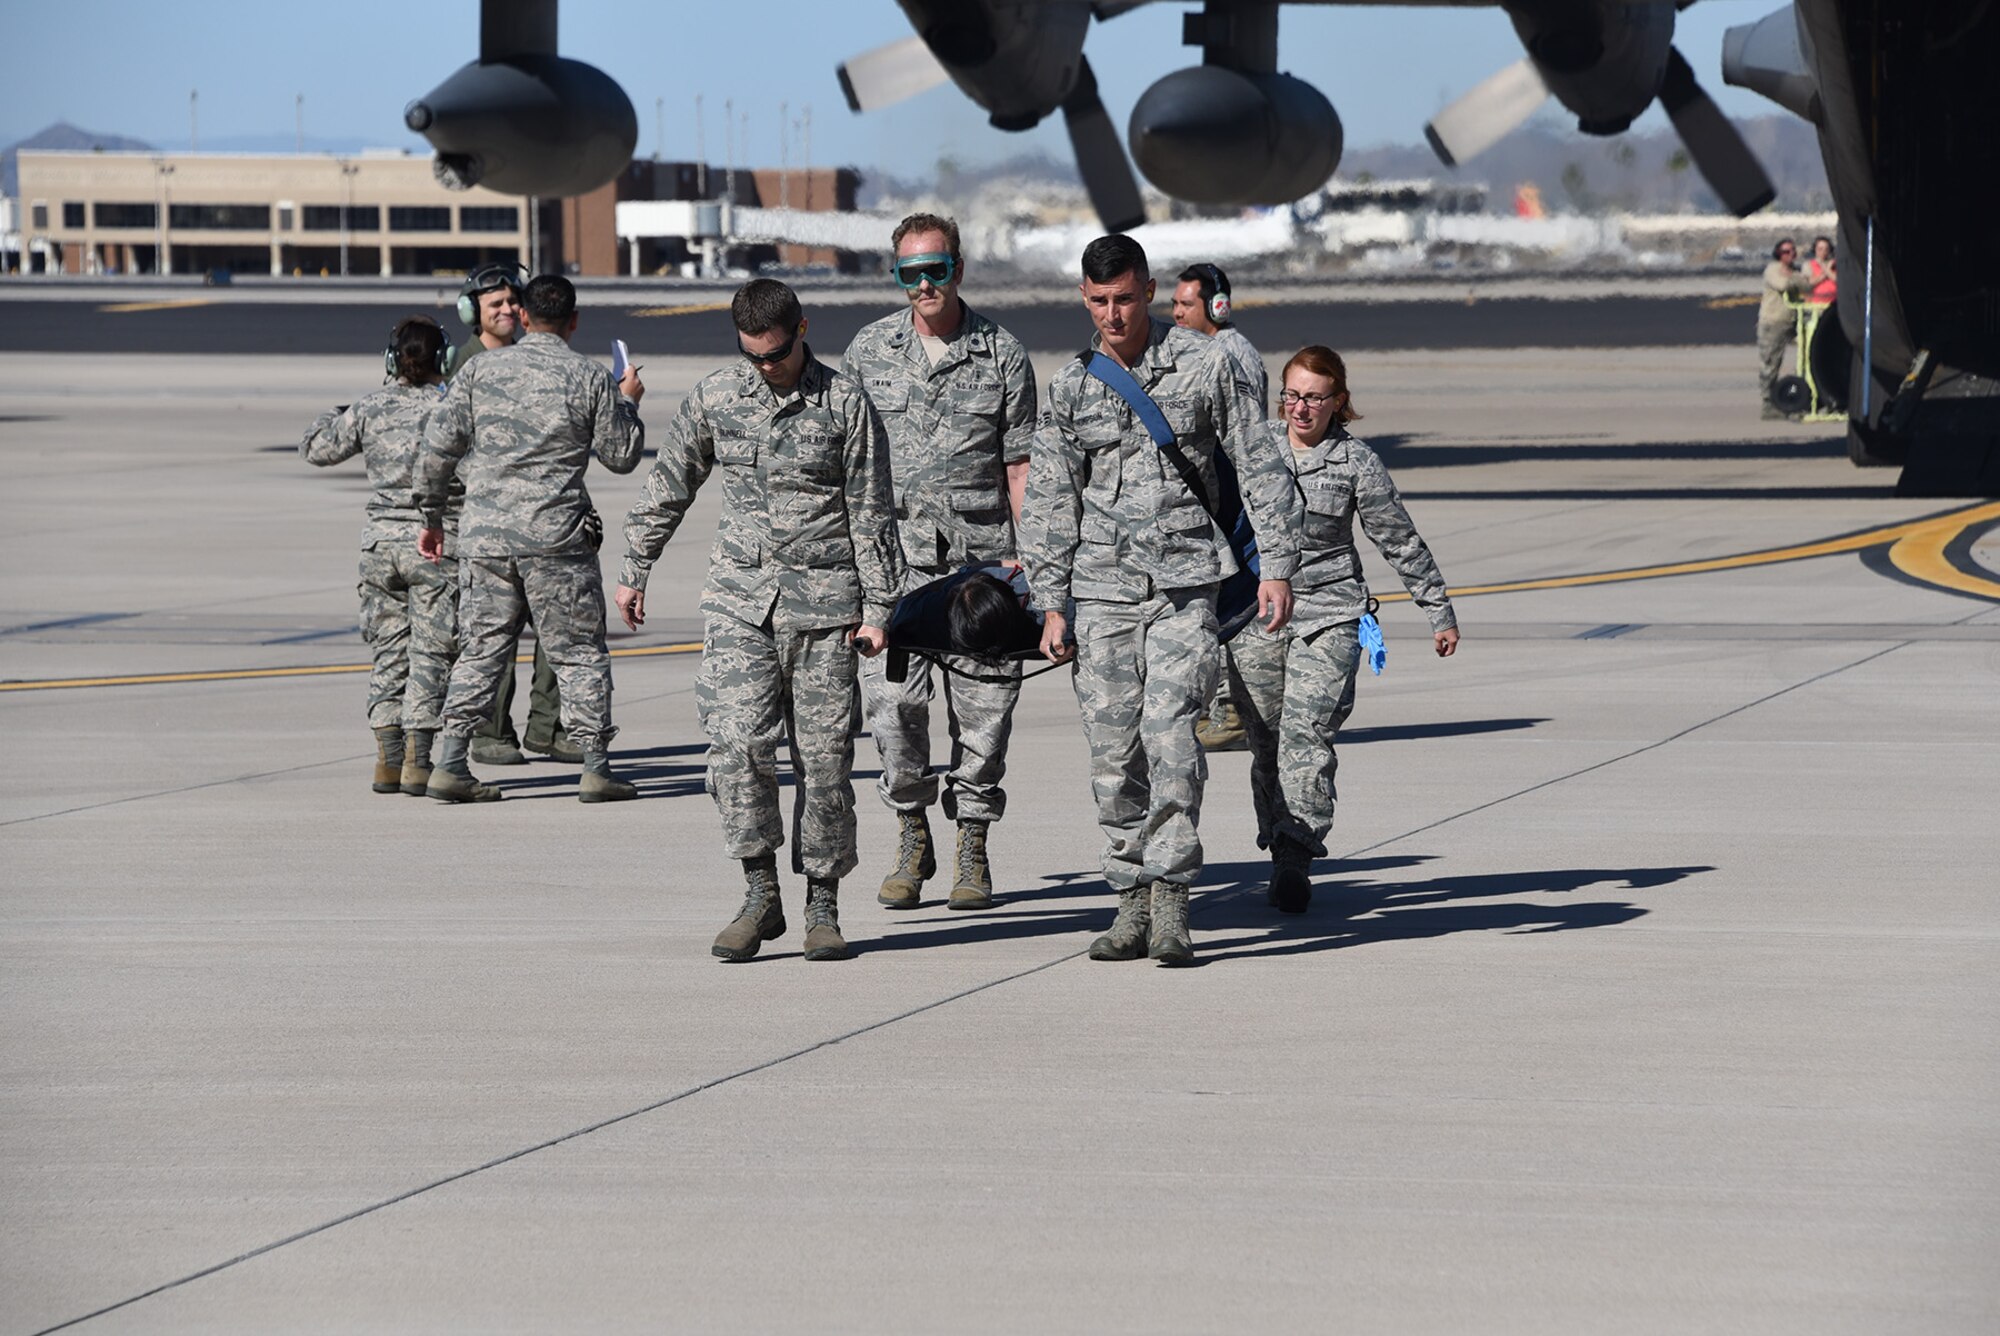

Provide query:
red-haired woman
left=1229, top=346, right=1460, bottom=912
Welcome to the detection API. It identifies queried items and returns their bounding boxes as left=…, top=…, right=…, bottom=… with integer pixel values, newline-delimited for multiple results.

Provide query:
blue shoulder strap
left=1081, top=352, right=1175, bottom=447
left=1077, top=350, right=1265, bottom=641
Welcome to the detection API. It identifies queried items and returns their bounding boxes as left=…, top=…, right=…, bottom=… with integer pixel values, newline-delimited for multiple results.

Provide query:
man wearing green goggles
left=847, top=214, right=1038, bottom=916
left=892, top=253, right=957, bottom=290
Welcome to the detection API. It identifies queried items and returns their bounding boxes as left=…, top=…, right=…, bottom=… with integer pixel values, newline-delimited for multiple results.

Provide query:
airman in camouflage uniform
left=1023, top=235, right=1302, bottom=966
left=1172, top=263, right=1270, bottom=754
left=845, top=213, right=1037, bottom=912
left=300, top=315, right=459, bottom=796
left=617, top=279, right=904, bottom=963
left=417, top=274, right=645, bottom=804
left=1231, top=345, right=1458, bottom=914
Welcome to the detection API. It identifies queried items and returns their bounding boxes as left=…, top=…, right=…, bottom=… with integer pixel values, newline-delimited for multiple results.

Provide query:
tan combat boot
left=802, top=877, right=850, bottom=961
left=399, top=729, right=435, bottom=797
left=1088, top=885, right=1153, bottom=961
left=426, top=736, right=504, bottom=803
left=577, top=751, right=637, bottom=803
left=877, top=810, right=935, bottom=910
left=948, top=819, right=995, bottom=910
left=713, top=857, right=786, bottom=962
left=1149, top=880, right=1194, bottom=966
left=1195, top=700, right=1248, bottom=752
left=372, top=726, right=405, bottom=794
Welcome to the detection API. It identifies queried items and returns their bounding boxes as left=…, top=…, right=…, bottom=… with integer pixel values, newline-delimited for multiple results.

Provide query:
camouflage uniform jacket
left=1023, top=317, right=1301, bottom=611
left=844, top=302, right=1036, bottom=570
left=1759, top=260, right=1811, bottom=328
left=1280, top=422, right=1456, bottom=637
left=1211, top=324, right=1269, bottom=416
left=300, top=382, right=459, bottom=549
left=619, top=351, right=906, bottom=631
left=417, top=331, right=643, bottom=558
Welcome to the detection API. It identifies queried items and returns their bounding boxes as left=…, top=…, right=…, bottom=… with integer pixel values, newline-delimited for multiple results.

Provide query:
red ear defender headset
left=1195, top=263, right=1232, bottom=324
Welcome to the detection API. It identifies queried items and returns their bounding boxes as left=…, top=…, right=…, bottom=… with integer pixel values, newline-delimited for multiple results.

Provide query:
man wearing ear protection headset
left=1173, top=262, right=1271, bottom=754
left=446, top=261, right=577, bottom=766
left=843, top=213, right=1039, bottom=915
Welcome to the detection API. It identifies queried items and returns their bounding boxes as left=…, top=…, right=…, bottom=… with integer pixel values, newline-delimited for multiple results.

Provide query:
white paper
left=611, top=339, right=629, bottom=381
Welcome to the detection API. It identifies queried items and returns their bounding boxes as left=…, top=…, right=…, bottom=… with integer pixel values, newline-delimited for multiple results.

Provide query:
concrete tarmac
left=3, top=343, right=1997, bottom=1334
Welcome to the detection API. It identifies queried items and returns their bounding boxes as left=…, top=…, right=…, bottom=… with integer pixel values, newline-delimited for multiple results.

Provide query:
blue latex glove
left=1358, top=612, right=1386, bottom=675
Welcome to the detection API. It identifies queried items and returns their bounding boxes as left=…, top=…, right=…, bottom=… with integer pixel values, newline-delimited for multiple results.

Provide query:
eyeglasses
left=739, top=323, right=803, bottom=367
left=1280, top=390, right=1337, bottom=408
left=892, top=252, right=956, bottom=290
left=1777, top=246, right=1797, bottom=256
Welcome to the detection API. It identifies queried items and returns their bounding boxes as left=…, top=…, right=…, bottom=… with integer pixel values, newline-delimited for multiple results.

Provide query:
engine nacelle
left=1128, top=67, right=1342, bottom=205
left=1506, top=0, right=1673, bottom=134
left=406, top=54, right=637, bottom=197
left=895, top=0, right=1089, bottom=130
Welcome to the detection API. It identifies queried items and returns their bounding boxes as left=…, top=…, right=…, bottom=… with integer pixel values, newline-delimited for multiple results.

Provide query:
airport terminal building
left=13, top=150, right=532, bottom=278
left=10, top=150, right=862, bottom=279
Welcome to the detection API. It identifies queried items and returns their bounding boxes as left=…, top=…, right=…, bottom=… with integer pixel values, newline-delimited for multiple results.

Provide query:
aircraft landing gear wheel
left=1770, top=376, right=1812, bottom=417
left=1847, top=418, right=1903, bottom=468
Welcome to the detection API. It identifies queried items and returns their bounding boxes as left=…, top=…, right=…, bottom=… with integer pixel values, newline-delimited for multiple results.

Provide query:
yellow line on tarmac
left=627, top=302, right=731, bottom=318
left=11, top=505, right=1998, bottom=694
left=97, top=299, right=212, bottom=314
left=1373, top=500, right=2000, bottom=604
left=1704, top=294, right=1761, bottom=310
left=0, top=642, right=703, bottom=694
left=1885, top=514, right=2000, bottom=601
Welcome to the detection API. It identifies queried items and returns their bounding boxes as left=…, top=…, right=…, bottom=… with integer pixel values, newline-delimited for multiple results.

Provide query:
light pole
left=153, top=158, right=174, bottom=275
left=337, top=159, right=359, bottom=277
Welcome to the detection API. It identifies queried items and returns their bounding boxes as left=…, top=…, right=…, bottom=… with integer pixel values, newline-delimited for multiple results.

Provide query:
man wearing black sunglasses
left=617, top=279, right=904, bottom=964
left=845, top=213, right=1038, bottom=915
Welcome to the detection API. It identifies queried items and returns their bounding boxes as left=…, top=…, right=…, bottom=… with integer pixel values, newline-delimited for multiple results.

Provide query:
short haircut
left=1772, top=238, right=1797, bottom=260
left=892, top=212, right=961, bottom=264
left=1280, top=345, right=1363, bottom=424
left=1812, top=234, right=1834, bottom=254
left=732, top=278, right=802, bottom=336
left=392, top=315, right=446, bottom=383
left=522, top=274, right=576, bottom=325
left=1081, top=233, right=1148, bottom=285
left=947, top=573, right=1037, bottom=657
left=1177, top=263, right=1229, bottom=300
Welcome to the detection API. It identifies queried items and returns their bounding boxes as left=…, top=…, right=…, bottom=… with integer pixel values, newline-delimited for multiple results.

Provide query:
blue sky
left=2, top=1, right=1785, bottom=169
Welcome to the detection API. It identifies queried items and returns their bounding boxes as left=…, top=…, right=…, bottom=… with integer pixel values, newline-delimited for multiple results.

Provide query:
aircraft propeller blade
left=1659, top=44, right=1775, bottom=216
left=1062, top=56, right=1147, bottom=232
left=836, top=35, right=950, bottom=114
left=1423, top=58, right=1549, bottom=168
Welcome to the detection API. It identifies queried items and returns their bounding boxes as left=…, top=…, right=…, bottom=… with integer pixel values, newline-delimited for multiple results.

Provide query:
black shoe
left=1268, top=841, right=1313, bottom=914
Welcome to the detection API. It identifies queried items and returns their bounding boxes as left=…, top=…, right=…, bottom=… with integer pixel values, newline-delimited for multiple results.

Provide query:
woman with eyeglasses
left=1227, top=346, right=1458, bottom=914
left=300, top=316, right=460, bottom=796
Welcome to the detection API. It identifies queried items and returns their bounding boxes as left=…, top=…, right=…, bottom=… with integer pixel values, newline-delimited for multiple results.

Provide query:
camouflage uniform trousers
left=858, top=568, right=1021, bottom=823
left=441, top=554, right=616, bottom=752
left=1070, top=587, right=1220, bottom=891
left=1227, top=617, right=1361, bottom=857
left=357, top=542, right=459, bottom=732
left=696, top=613, right=861, bottom=881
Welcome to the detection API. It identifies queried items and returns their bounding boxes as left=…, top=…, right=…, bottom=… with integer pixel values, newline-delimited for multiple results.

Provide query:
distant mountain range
left=2, top=122, right=154, bottom=196
left=0, top=122, right=426, bottom=196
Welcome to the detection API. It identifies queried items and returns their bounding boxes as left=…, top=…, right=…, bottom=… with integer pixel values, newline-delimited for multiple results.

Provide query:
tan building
left=15, top=150, right=529, bottom=277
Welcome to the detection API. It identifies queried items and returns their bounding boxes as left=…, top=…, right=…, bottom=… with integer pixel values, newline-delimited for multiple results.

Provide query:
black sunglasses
left=739, top=323, right=803, bottom=366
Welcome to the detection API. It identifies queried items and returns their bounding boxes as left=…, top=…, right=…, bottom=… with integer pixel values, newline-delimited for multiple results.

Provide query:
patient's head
left=947, top=573, right=1036, bottom=657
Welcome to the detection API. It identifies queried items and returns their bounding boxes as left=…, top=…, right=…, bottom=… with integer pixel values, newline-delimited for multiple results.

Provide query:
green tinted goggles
left=892, top=253, right=956, bottom=290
